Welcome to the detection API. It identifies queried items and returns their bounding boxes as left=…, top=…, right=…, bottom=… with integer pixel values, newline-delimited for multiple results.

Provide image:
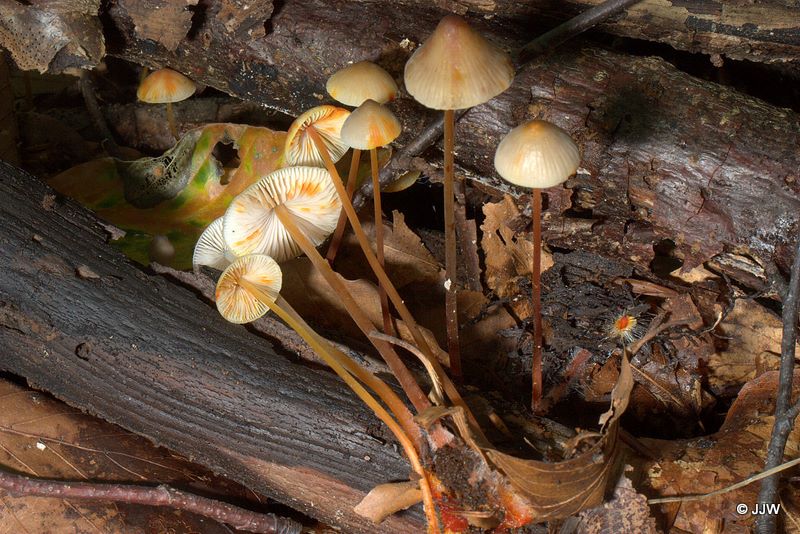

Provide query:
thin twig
left=355, top=0, right=645, bottom=209
left=79, top=70, right=123, bottom=159
left=649, top=454, right=800, bottom=505
left=756, top=234, right=800, bottom=534
left=0, top=469, right=302, bottom=534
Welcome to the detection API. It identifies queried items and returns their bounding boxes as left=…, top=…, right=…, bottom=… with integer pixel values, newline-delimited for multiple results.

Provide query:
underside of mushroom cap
left=326, top=61, right=398, bottom=107
left=193, top=217, right=236, bottom=271
left=404, top=15, right=514, bottom=110
left=137, top=68, right=196, bottom=104
left=340, top=99, right=402, bottom=150
left=215, top=254, right=283, bottom=324
left=494, top=120, right=581, bottom=189
left=285, top=105, right=351, bottom=166
left=223, top=166, right=342, bottom=262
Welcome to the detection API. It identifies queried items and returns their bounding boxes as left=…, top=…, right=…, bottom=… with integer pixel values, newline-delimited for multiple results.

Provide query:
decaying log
left=0, top=161, right=423, bottom=534
left=106, top=0, right=800, bottom=281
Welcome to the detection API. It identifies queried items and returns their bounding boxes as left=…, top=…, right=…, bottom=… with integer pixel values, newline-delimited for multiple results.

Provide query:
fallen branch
left=0, top=468, right=302, bottom=534
left=756, top=234, right=800, bottom=534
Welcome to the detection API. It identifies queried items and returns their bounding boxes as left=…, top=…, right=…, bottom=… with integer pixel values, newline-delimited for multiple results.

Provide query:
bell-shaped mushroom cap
left=404, top=15, right=513, bottom=110
left=284, top=105, right=351, bottom=166
left=193, top=217, right=236, bottom=271
left=137, top=68, right=196, bottom=104
left=223, top=166, right=342, bottom=262
left=494, top=120, right=580, bottom=189
left=340, top=99, right=402, bottom=150
left=326, top=61, right=398, bottom=107
left=215, top=254, right=283, bottom=324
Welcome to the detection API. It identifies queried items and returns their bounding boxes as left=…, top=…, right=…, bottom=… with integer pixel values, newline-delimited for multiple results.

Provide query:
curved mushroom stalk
left=325, top=148, right=361, bottom=264
left=214, top=255, right=439, bottom=533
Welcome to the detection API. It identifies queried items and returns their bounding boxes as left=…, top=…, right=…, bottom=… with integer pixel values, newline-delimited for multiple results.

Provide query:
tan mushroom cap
left=404, top=15, right=514, bottom=110
left=223, top=166, right=342, bottom=262
left=215, top=254, right=283, bottom=324
left=494, top=120, right=581, bottom=189
left=284, top=105, right=350, bottom=166
left=193, top=217, right=236, bottom=271
left=137, top=68, right=196, bottom=104
left=340, top=99, right=402, bottom=150
left=326, top=61, right=398, bottom=107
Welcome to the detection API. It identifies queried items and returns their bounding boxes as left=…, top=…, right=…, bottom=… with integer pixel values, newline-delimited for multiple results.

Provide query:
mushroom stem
left=276, top=295, right=420, bottom=446
left=166, top=102, right=177, bottom=139
left=306, top=126, right=487, bottom=441
left=443, top=108, right=461, bottom=383
left=531, top=188, right=543, bottom=413
left=272, top=203, right=432, bottom=414
left=371, top=147, right=393, bottom=336
left=243, top=290, right=439, bottom=532
left=325, top=148, right=362, bottom=264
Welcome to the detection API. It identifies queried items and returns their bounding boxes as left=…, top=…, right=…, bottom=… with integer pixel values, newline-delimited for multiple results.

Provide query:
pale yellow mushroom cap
left=340, top=99, right=402, bottom=150
left=223, top=166, right=342, bottom=262
left=326, top=61, right=398, bottom=107
left=215, top=254, right=282, bottom=324
left=193, top=217, right=237, bottom=271
left=137, top=68, right=196, bottom=104
left=404, top=15, right=514, bottom=110
left=494, top=120, right=581, bottom=189
left=285, top=105, right=351, bottom=166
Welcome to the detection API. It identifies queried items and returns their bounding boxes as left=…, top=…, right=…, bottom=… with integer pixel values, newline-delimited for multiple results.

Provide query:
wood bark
left=0, top=161, right=423, bottom=534
left=106, top=0, right=800, bottom=281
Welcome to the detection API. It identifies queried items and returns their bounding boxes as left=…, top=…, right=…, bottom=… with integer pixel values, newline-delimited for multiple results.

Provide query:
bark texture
left=0, top=161, right=423, bottom=534
left=106, top=0, right=800, bottom=280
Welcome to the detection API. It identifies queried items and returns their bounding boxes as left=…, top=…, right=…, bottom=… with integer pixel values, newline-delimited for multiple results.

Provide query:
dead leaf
left=640, top=369, right=800, bottom=533
left=708, top=298, right=797, bottom=394
left=481, top=195, right=554, bottom=319
left=577, top=474, right=658, bottom=534
left=0, top=0, right=104, bottom=73
left=354, top=480, right=422, bottom=523
left=0, top=378, right=265, bottom=533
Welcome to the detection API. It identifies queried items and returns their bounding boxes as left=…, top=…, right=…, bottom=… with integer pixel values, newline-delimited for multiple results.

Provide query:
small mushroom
left=148, top=234, right=175, bottom=266
left=136, top=68, right=196, bottom=139
left=284, top=105, right=350, bottom=166
left=324, top=62, right=398, bottom=264
left=404, top=14, right=514, bottom=381
left=215, top=254, right=437, bottom=530
left=340, top=99, right=402, bottom=333
left=193, top=217, right=236, bottom=271
left=494, top=119, right=580, bottom=413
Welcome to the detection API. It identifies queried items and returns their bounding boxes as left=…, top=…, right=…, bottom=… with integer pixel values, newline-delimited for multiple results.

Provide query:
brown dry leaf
left=120, top=0, right=199, bottom=52
left=0, top=0, right=104, bottom=73
left=641, top=369, right=800, bottom=533
left=577, top=474, right=657, bottom=534
left=487, top=356, right=632, bottom=523
left=481, top=195, right=554, bottom=319
left=279, top=257, right=449, bottom=366
left=353, top=480, right=422, bottom=523
left=708, top=298, right=797, bottom=394
left=0, top=378, right=263, bottom=533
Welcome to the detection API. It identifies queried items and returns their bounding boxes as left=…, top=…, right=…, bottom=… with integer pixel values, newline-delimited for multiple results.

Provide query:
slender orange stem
left=273, top=203, right=431, bottom=413
left=325, top=148, right=362, bottom=264
left=531, top=188, right=543, bottom=413
left=306, top=126, right=487, bottom=441
left=253, top=293, right=439, bottom=532
left=443, top=109, right=461, bottom=382
left=371, top=147, right=393, bottom=335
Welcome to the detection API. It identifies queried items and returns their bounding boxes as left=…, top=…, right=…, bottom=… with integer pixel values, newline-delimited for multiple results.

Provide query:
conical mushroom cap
left=285, top=105, right=350, bottom=166
left=326, top=61, right=398, bottom=107
left=223, top=166, right=342, bottom=262
left=340, top=100, right=402, bottom=150
left=193, top=217, right=236, bottom=271
left=404, top=15, right=513, bottom=110
left=137, top=68, right=196, bottom=104
left=215, top=254, right=283, bottom=324
left=494, top=120, right=580, bottom=189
